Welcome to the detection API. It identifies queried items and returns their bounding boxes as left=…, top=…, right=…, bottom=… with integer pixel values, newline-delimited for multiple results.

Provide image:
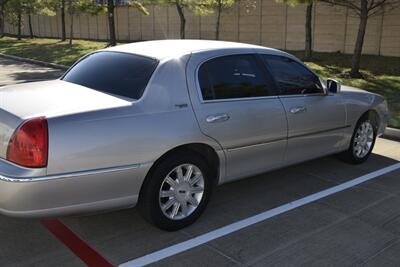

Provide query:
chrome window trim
left=199, top=95, right=280, bottom=104
left=278, top=93, right=333, bottom=98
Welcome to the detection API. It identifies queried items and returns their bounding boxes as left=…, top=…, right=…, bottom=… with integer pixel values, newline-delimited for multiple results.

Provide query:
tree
left=3, top=0, right=55, bottom=39
left=66, top=0, right=102, bottom=45
left=208, top=0, right=236, bottom=40
left=61, top=0, right=66, bottom=41
left=277, top=0, right=314, bottom=60
left=45, top=0, right=67, bottom=41
left=106, top=0, right=116, bottom=46
left=0, top=0, right=10, bottom=37
left=304, top=1, right=313, bottom=59
left=320, top=0, right=400, bottom=77
left=175, top=1, right=186, bottom=39
left=207, top=0, right=255, bottom=40
left=4, top=0, right=24, bottom=40
left=26, top=1, right=34, bottom=38
left=103, top=1, right=148, bottom=46
left=25, top=0, right=55, bottom=38
left=146, top=0, right=212, bottom=39
left=43, top=0, right=67, bottom=41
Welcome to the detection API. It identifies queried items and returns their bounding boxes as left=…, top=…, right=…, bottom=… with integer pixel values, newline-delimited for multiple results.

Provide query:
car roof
left=103, top=39, right=286, bottom=60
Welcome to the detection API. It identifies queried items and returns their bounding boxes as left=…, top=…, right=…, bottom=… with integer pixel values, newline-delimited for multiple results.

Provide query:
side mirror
left=326, top=79, right=341, bottom=94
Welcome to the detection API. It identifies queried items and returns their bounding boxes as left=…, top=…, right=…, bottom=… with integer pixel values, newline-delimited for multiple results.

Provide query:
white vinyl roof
left=103, top=39, right=282, bottom=60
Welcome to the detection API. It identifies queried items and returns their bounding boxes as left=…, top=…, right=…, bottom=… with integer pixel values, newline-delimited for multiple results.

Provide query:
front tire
left=341, top=116, right=377, bottom=164
left=138, top=152, right=213, bottom=231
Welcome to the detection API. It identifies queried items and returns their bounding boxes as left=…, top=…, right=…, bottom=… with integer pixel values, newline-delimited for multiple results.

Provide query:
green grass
left=0, top=37, right=399, bottom=128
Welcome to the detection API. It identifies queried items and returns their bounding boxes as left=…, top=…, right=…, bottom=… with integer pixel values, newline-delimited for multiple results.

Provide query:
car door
left=260, top=54, right=347, bottom=163
left=186, top=52, right=288, bottom=182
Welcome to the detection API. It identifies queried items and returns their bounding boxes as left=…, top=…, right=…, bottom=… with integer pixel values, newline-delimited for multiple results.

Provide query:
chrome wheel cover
left=159, top=164, right=205, bottom=220
left=353, top=121, right=374, bottom=159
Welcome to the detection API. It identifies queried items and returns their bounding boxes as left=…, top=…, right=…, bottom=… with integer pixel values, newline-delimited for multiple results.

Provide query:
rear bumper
left=0, top=158, right=151, bottom=218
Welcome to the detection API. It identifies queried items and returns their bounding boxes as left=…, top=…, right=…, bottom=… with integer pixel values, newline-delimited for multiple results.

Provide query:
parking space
left=1, top=58, right=400, bottom=266
left=59, top=142, right=400, bottom=267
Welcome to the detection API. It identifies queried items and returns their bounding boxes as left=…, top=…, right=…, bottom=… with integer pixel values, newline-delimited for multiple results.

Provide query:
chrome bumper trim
left=0, top=163, right=141, bottom=183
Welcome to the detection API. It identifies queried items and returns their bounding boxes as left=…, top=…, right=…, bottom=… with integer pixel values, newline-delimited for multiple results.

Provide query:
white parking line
left=120, top=163, right=400, bottom=267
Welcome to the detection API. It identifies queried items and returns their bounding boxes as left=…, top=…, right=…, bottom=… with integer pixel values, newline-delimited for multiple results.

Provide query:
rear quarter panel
left=46, top=55, right=223, bottom=176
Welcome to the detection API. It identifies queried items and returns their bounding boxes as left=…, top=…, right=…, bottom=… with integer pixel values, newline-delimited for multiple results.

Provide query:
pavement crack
left=357, top=237, right=400, bottom=266
left=179, top=229, right=243, bottom=265
left=381, top=213, right=400, bottom=228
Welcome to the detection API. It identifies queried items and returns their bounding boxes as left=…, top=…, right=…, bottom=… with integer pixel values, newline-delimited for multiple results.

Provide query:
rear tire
left=138, top=152, right=213, bottom=231
left=340, top=115, right=377, bottom=164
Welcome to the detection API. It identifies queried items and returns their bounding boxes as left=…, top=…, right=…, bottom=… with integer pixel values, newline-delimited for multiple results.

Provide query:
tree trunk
left=61, top=0, right=66, bottom=41
left=28, top=12, right=33, bottom=38
left=176, top=3, right=186, bottom=39
left=0, top=3, right=4, bottom=38
left=350, top=0, right=368, bottom=78
left=215, top=1, right=222, bottom=40
left=69, top=12, right=73, bottom=45
left=304, top=2, right=313, bottom=60
left=107, top=0, right=116, bottom=46
left=17, top=11, right=21, bottom=40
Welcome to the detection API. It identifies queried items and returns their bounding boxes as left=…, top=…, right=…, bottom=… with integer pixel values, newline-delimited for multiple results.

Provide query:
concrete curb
left=0, top=53, right=69, bottom=70
left=384, top=127, right=400, bottom=141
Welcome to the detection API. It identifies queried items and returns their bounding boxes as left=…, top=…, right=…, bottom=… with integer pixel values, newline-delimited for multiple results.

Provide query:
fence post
left=237, top=0, right=240, bottom=41
left=198, top=12, right=201, bottom=39
left=96, top=14, right=99, bottom=40
left=153, top=5, right=156, bottom=39
left=127, top=6, right=131, bottom=41
left=166, top=5, right=170, bottom=38
left=37, top=15, right=41, bottom=37
left=283, top=4, right=288, bottom=50
left=377, top=11, right=384, bottom=56
left=259, top=0, right=263, bottom=45
left=86, top=14, right=89, bottom=39
left=312, top=1, right=317, bottom=51
left=342, top=7, right=349, bottom=53
left=140, top=8, right=143, bottom=40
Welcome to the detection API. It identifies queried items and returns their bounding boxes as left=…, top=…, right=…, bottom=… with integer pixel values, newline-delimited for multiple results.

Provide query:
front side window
left=198, top=54, right=273, bottom=100
left=261, top=55, right=323, bottom=95
left=63, top=51, right=158, bottom=100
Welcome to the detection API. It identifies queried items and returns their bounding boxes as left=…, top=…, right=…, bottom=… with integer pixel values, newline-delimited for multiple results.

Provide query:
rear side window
left=198, top=54, right=273, bottom=100
left=63, top=51, right=158, bottom=100
left=261, top=55, right=323, bottom=95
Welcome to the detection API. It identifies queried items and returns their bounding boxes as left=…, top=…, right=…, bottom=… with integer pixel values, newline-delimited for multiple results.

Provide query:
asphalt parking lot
left=1, top=57, right=400, bottom=267
left=0, top=56, right=64, bottom=86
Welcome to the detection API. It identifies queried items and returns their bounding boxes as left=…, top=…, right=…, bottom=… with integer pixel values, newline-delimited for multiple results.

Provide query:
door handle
left=206, top=113, right=230, bottom=123
left=290, top=106, right=307, bottom=114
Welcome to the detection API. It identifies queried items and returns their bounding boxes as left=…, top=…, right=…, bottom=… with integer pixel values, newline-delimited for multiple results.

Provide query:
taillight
left=6, top=117, right=48, bottom=168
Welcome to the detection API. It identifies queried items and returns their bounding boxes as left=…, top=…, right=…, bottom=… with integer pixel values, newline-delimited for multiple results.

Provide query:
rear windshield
left=62, top=51, right=158, bottom=100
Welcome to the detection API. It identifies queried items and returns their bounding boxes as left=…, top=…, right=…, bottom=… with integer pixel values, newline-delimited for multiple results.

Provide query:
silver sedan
left=0, top=40, right=388, bottom=230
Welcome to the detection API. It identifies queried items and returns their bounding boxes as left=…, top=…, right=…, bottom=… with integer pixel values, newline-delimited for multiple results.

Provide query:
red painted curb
left=41, top=219, right=114, bottom=267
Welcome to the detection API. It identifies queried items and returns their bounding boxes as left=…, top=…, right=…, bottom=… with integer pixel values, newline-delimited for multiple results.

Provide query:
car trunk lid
left=0, top=79, right=132, bottom=159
